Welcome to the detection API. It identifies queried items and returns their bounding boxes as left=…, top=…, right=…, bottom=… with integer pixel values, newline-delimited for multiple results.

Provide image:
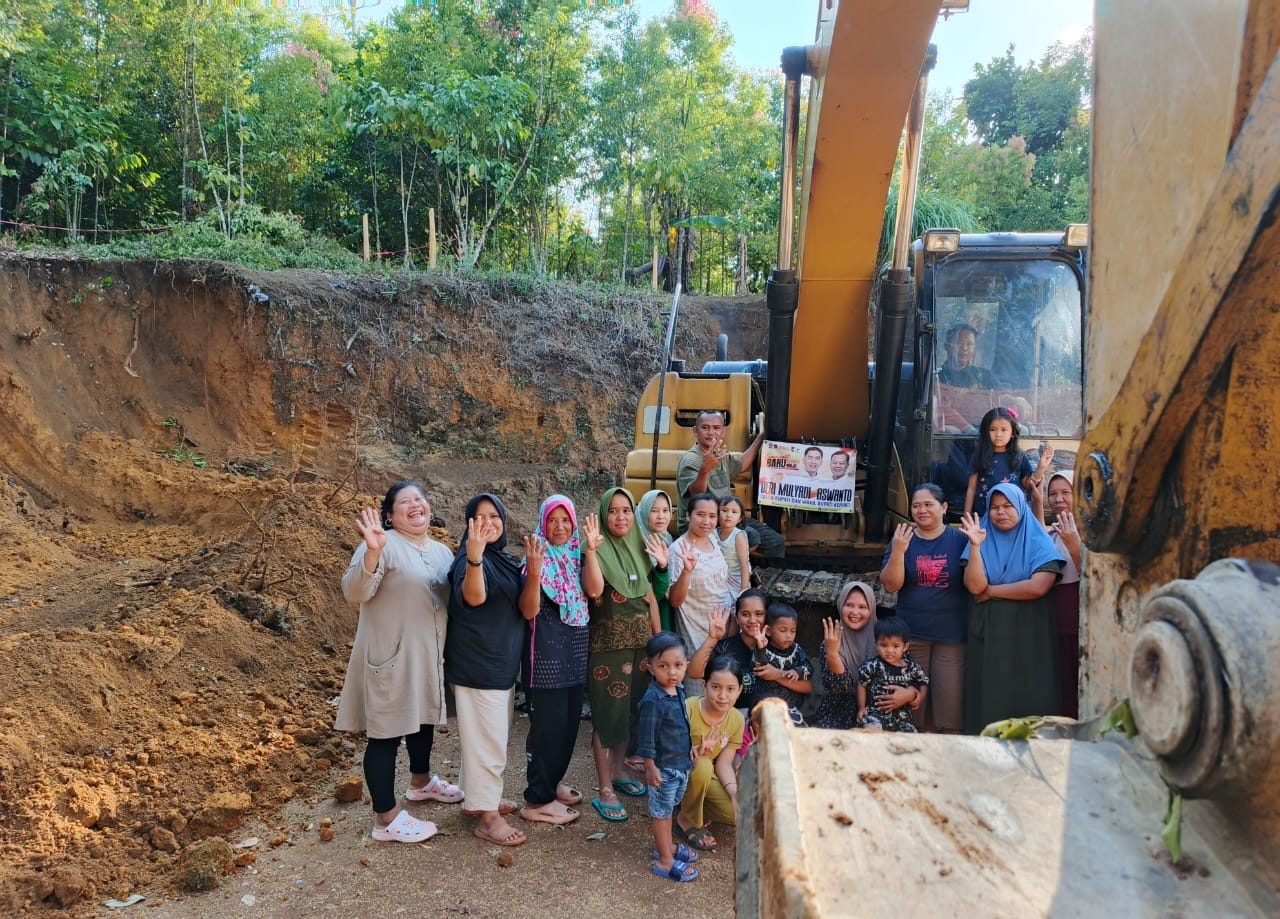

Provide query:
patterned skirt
left=586, top=647, right=648, bottom=748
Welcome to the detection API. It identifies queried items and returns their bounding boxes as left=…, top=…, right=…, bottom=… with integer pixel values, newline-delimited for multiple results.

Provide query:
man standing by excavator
left=675, top=410, right=783, bottom=559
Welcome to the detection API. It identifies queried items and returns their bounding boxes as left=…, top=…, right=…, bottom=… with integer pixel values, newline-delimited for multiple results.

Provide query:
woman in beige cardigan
left=335, top=482, right=461, bottom=843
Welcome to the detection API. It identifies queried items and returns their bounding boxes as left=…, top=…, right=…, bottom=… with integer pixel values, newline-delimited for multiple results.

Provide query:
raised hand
left=958, top=512, right=986, bottom=547
left=700, top=435, right=727, bottom=472
left=1036, top=443, right=1056, bottom=472
left=822, top=617, right=841, bottom=655
left=742, top=620, right=767, bottom=650
left=466, top=516, right=495, bottom=563
left=891, top=522, right=914, bottom=553
left=1054, top=509, right=1080, bottom=542
left=356, top=507, right=388, bottom=553
left=580, top=514, right=604, bottom=553
left=1053, top=509, right=1082, bottom=570
left=677, top=539, right=698, bottom=572
left=707, top=605, right=731, bottom=643
left=523, top=533, right=545, bottom=570
left=699, top=719, right=725, bottom=758
left=644, top=533, right=670, bottom=568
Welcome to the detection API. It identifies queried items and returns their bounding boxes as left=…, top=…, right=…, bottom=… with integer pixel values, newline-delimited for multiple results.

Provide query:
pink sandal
left=372, top=811, right=437, bottom=843
left=405, top=775, right=464, bottom=803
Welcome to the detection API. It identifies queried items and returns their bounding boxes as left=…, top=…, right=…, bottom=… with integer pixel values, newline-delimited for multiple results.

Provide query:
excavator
left=735, top=1, right=1280, bottom=915
left=623, top=0, right=1085, bottom=586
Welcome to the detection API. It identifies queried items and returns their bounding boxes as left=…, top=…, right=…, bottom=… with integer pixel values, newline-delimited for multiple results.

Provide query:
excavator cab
left=903, top=230, right=1086, bottom=520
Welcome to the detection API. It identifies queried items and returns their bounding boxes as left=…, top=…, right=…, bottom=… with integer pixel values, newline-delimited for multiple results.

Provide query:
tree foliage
left=920, top=34, right=1092, bottom=232
left=586, top=2, right=779, bottom=292
left=1, top=1, right=1089, bottom=280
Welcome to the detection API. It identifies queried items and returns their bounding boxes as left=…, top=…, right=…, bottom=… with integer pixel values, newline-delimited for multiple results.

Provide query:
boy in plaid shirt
left=635, top=631, right=700, bottom=882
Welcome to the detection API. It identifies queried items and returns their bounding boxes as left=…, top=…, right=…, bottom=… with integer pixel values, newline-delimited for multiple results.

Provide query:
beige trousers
left=452, top=685, right=513, bottom=812
left=679, top=754, right=736, bottom=829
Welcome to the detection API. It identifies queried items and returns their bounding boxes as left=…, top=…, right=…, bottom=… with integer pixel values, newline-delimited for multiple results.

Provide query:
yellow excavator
left=738, top=1, right=1280, bottom=915
left=624, top=0, right=1085, bottom=581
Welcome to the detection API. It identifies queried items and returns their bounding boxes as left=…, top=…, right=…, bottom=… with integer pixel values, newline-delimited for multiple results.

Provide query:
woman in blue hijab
left=959, top=482, right=1065, bottom=733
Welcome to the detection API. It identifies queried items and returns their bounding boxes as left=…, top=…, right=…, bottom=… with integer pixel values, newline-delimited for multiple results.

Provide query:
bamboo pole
left=362, top=214, right=370, bottom=262
left=428, top=208, right=437, bottom=268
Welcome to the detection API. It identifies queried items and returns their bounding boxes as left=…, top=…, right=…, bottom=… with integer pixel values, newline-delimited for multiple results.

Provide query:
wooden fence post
left=652, top=243, right=659, bottom=291
left=428, top=208, right=437, bottom=269
left=362, top=213, right=370, bottom=262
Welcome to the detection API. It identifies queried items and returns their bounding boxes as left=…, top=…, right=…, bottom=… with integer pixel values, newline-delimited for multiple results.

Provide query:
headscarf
left=1046, top=471, right=1081, bottom=585
left=962, top=483, right=1064, bottom=585
left=594, top=487, right=651, bottom=599
left=835, top=581, right=878, bottom=675
left=636, top=489, right=674, bottom=563
left=454, top=492, right=522, bottom=588
left=523, top=495, right=589, bottom=627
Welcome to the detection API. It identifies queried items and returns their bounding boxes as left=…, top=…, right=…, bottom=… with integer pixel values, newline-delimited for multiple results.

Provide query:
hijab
left=453, top=492, right=522, bottom=600
left=835, top=580, right=878, bottom=675
left=1046, top=471, right=1081, bottom=585
left=524, top=495, right=589, bottom=627
left=963, top=482, right=1064, bottom=585
left=636, top=489, right=674, bottom=564
left=595, top=487, right=651, bottom=599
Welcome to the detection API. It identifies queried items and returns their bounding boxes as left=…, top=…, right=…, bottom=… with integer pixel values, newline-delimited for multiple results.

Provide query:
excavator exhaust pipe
left=764, top=46, right=808, bottom=445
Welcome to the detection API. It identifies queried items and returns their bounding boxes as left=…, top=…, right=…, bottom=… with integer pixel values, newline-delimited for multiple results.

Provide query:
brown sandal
left=520, top=803, right=579, bottom=825
left=473, top=822, right=526, bottom=847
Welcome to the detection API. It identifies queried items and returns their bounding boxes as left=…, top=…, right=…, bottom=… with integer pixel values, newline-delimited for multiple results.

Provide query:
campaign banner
left=758, top=441, right=857, bottom=513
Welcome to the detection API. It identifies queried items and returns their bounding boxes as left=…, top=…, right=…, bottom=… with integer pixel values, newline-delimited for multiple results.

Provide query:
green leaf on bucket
left=1161, top=789, right=1183, bottom=863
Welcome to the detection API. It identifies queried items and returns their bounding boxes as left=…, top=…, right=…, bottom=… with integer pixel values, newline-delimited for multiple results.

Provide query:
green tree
left=920, top=34, right=1092, bottom=232
left=588, top=1, right=778, bottom=292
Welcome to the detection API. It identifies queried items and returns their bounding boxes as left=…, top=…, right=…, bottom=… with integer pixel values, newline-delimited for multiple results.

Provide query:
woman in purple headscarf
left=959, top=482, right=1065, bottom=734
left=517, top=496, right=603, bottom=825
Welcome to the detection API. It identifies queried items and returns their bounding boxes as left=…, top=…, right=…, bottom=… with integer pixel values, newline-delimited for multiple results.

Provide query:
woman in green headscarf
left=636, top=489, right=675, bottom=631
left=587, top=487, right=661, bottom=823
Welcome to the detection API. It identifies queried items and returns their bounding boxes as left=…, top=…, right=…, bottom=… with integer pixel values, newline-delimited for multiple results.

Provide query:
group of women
left=332, top=468, right=1083, bottom=847
left=877, top=473, right=1081, bottom=734
left=334, top=482, right=743, bottom=848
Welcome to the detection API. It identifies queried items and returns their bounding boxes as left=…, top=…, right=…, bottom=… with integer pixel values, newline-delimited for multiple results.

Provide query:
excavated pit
left=0, top=254, right=760, bottom=912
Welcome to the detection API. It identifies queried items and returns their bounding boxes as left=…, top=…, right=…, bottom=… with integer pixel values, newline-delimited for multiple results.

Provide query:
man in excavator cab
left=936, top=321, right=1001, bottom=432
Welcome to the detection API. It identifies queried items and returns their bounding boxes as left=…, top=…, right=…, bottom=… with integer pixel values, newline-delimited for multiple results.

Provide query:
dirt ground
left=0, top=255, right=757, bottom=915
left=139, top=715, right=735, bottom=919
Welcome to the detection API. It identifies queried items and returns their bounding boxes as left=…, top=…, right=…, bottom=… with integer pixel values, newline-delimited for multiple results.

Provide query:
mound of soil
left=0, top=254, right=762, bottom=913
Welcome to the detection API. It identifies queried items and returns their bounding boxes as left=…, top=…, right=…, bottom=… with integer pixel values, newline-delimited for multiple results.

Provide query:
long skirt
left=964, top=596, right=1059, bottom=734
left=586, top=647, right=647, bottom=748
left=1052, top=581, right=1080, bottom=719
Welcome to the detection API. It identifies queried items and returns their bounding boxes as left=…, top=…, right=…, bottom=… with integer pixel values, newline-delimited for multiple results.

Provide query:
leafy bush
left=51, top=206, right=369, bottom=272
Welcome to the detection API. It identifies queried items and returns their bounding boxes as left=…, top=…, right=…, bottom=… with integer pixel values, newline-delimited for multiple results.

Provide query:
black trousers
left=363, top=724, right=435, bottom=814
left=523, top=685, right=585, bottom=805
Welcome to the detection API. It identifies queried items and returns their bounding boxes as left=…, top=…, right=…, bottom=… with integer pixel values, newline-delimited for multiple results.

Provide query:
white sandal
left=404, top=774, right=464, bottom=803
left=371, top=810, right=437, bottom=843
